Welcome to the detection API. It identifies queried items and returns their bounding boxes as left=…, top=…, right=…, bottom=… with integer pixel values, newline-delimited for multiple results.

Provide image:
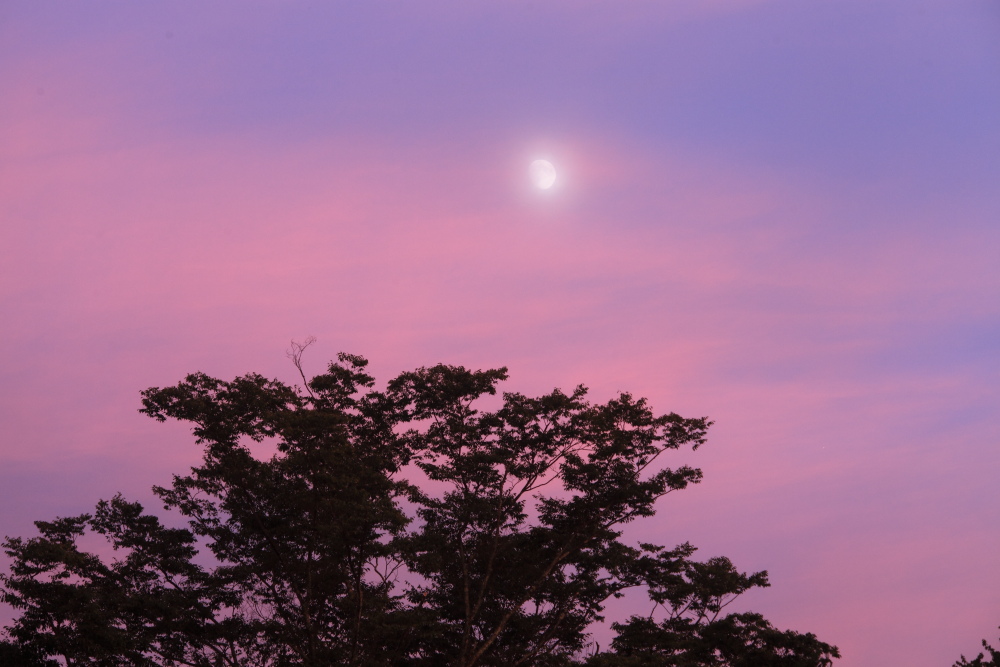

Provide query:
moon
left=529, top=159, right=557, bottom=189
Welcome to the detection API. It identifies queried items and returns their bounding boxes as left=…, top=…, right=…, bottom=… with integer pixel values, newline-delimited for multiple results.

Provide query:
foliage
left=955, top=633, right=1000, bottom=667
left=1, top=353, right=840, bottom=666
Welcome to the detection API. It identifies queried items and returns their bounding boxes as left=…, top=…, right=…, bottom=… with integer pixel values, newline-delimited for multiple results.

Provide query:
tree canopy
left=954, top=633, right=1000, bottom=667
left=2, top=353, right=840, bottom=666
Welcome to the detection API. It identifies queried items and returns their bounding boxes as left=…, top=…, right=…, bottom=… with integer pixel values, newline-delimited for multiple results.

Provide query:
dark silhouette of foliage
left=0, top=638, right=56, bottom=667
left=955, top=632, right=1000, bottom=667
left=1, top=353, right=840, bottom=666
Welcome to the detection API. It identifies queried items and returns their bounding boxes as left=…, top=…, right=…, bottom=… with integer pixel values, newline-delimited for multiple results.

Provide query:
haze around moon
left=529, top=159, right=557, bottom=189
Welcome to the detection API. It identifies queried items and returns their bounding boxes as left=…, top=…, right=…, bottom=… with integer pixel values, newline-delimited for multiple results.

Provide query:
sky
left=1, top=1, right=999, bottom=664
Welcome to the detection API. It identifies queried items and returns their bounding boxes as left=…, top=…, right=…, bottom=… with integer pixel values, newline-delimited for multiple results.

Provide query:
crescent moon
left=530, top=160, right=557, bottom=189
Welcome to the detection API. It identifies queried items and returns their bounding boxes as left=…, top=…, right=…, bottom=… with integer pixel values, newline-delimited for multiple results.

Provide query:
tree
left=954, top=632, right=1000, bottom=667
left=0, top=638, right=55, bottom=667
left=1, top=353, right=840, bottom=666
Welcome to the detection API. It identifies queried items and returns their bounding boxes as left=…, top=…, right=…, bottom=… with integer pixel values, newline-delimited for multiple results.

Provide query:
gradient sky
left=2, top=2, right=999, bottom=664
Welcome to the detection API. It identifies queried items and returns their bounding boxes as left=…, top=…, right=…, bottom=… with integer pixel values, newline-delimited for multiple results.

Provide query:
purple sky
left=2, top=1, right=999, bottom=664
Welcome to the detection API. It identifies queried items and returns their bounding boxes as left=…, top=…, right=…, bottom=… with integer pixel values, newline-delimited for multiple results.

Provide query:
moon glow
left=530, top=159, right=557, bottom=189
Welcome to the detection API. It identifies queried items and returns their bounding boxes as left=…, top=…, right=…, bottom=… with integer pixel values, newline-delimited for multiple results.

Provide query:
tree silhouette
left=955, top=632, right=1000, bottom=667
left=2, top=353, right=840, bottom=666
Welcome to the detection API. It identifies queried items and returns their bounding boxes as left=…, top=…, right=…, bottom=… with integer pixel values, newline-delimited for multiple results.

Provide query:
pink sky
left=2, top=2, right=999, bottom=664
